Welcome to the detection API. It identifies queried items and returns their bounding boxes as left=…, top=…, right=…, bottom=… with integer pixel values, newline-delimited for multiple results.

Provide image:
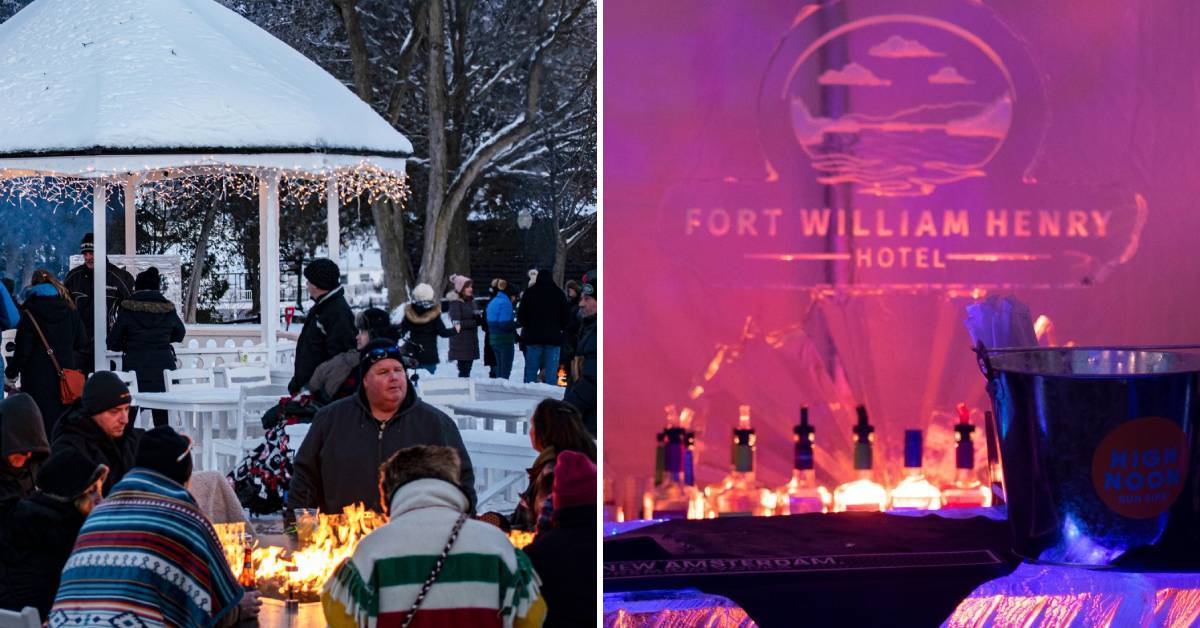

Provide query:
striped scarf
left=49, top=469, right=243, bottom=628
left=322, top=478, right=546, bottom=628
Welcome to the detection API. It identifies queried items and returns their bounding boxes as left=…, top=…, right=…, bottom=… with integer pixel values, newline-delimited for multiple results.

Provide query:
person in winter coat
left=5, top=270, right=88, bottom=433
left=0, top=448, right=107, bottom=620
left=523, top=450, right=597, bottom=628
left=0, top=279, right=19, bottom=397
left=322, top=445, right=545, bottom=628
left=480, top=399, right=596, bottom=534
left=51, top=371, right=142, bottom=495
left=395, top=283, right=455, bottom=375
left=446, top=274, right=482, bottom=378
left=62, top=233, right=134, bottom=374
left=289, top=258, right=357, bottom=395
left=559, top=280, right=582, bottom=381
left=486, top=279, right=517, bottom=380
left=0, top=393, right=49, bottom=509
left=107, top=267, right=186, bottom=427
left=288, top=339, right=477, bottom=516
left=50, top=426, right=261, bottom=627
left=563, top=272, right=597, bottom=436
left=482, top=279, right=508, bottom=378
left=517, top=269, right=571, bottom=384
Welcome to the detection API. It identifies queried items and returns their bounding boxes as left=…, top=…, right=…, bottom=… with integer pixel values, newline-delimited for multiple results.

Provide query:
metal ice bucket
left=983, top=347, right=1200, bottom=568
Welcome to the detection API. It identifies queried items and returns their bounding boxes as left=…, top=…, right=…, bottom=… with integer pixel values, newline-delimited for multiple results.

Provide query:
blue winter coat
left=0, top=283, right=17, bottom=380
left=486, top=294, right=516, bottom=346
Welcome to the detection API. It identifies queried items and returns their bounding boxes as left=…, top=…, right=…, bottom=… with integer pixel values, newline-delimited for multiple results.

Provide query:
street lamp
left=517, top=208, right=533, bottom=274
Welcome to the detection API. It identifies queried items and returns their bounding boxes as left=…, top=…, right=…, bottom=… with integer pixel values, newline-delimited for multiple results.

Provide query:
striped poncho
left=322, top=478, right=547, bottom=628
left=49, top=468, right=244, bottom=627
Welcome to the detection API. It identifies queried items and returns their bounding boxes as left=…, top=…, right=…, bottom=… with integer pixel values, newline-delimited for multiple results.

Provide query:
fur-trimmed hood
left=392, top=301, right=441, bottom=325
left=120, top=290, right=176, bottom=314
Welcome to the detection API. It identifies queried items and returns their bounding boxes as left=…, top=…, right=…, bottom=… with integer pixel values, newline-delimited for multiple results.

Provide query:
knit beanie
left=134, top=266, right=160, bottom=291
left=582, top=269, right=597, bottom=297
left=82, top=371, right=132, bottom=417
left=411, top=283, right=435, bottom=303
left=38, top=448, right=108, bottom=500
left=490, top=278, right=508, bottom=296
left=303, top=258, right=341, bottom=291
left=80, top=232, right=94, bottom=254
left=552, top=450, right=596, bottom=510
left=135, top=426, right=194, bottom=486
left=448, top=274, right=472, bottom=295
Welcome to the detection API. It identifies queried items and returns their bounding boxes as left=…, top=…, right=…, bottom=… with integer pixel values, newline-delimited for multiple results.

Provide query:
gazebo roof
left=0, top=0, right=411, bottom=176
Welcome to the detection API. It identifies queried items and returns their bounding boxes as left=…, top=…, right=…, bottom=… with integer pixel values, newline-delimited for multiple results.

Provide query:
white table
left=133, top=389, right=242, bottom=469
left=444, top=399, right=538, bottom=434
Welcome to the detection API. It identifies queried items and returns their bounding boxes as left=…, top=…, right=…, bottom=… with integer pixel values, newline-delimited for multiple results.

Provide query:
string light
left=0, top=161, right=409, bottom=212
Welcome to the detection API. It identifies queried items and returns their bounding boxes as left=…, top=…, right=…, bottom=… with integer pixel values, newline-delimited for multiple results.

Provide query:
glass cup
left=296, top=508, right=319, bottom=546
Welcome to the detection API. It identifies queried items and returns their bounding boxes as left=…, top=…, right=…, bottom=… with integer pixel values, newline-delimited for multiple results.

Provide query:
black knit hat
left=135, top=426, right=194, bottom=486
left=303, top=258, right=341, bottom=291
left=80, top=232, right=94, bottom=254
left=82, top=371, right=132, bottom=417
left=134, top=266, right=160, bottom=291
left=38, top=448, right=108, bottom=500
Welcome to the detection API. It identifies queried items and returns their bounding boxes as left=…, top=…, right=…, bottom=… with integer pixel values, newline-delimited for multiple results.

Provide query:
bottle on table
left=643, top=405, right=701, bottom=519
left=238, top=535, right=256, bottom=589
left=832, top=405, right=889, bottom=512
left=889, top=429, right=943, bottom=510
left=709, top=405, right=773, bottom=517
left=777, top=406, right=831, bottom=514
left=941, top=403, right=991, bottom=508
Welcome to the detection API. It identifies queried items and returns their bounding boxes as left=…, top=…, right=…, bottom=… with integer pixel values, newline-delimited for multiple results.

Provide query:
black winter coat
left=446, top=296, right=482, bottom=361
left=51, top=406, right=142, bottom=496
left=5, top=293, right=88, bottom=434
left=289, top=286, right=357, bottom=395
left=62, top=262, right=134, bottom=353
left=107, top=290, right=186, bottom=394
left=398, top=301, right=455, bottom=366
left=0, top=394, right=51, bottom=507
left=517, top=273, right=571, bottom=347
left=0, top=493, right=85, bottom=618
left=288, top=387, right=477, bottom=514
left=523, top=505, right=598, bottom=628
left=563, top=314, right=597, bottom=435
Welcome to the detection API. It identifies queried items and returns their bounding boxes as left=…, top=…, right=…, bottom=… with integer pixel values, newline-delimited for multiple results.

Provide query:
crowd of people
left=0, top=241, right=598, bottom=626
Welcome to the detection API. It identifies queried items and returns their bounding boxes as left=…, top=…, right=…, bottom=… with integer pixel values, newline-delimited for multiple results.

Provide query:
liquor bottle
left=832, top=405, right=889, bottom=512
left=643, top=406, right=700, bottom=519
left=778, top=406, right=831, bottom=514
left=680, top=407, right=697, bottom=487
left=710, top=405, right=772, bottom=517
left=602, top=477, right=619, bottom=522
left=941, top=404, right=991, bottom=508
left=653, top=407, right=674, bottom=487
left=238, top=536, right=256, bottom=588
left=889, top=429, right=943, bottom=510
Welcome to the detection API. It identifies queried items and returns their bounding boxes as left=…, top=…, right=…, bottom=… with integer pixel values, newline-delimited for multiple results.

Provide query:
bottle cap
left=904, top=429, right=923, bottom=468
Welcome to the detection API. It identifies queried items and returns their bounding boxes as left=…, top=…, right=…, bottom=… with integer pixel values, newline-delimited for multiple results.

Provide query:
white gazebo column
left=258, top=173, right=281, bottom=364
left=92, top=180, right=108, bottom=373
left=326, top=176, right=339, bottom=262
left=123, top=174, right=140, bottom=255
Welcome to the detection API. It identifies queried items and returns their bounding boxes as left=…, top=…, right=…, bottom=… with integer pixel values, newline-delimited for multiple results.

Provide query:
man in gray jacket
left=287, top=339, right=477, bottom=516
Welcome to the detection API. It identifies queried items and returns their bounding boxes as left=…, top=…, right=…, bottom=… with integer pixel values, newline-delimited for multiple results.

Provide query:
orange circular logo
left=1091, top=417, right=1189, bottom=519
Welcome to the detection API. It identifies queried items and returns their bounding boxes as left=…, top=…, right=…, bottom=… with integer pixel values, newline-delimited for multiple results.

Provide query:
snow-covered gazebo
left=0, top=0, right=412, bottom=370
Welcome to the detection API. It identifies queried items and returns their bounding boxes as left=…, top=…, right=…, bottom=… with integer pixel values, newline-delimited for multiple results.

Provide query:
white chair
left=460, top=429, right=538, bottom=511
left=222, top=365, right=271, bottom=389
left=112, top=370, right=150, bottom=428
left=162, top=368, right=216, bottom=446
left=164, top=368, right=216, bottom=391
left=209, top=383, right=290, bottom=472
left=0, top=607, right=39, bottom=628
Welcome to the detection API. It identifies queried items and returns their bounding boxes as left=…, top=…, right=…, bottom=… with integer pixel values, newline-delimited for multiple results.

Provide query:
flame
left=218, top=504, right=385, bottom=601
left=507, top=530, right=536, bottom=549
